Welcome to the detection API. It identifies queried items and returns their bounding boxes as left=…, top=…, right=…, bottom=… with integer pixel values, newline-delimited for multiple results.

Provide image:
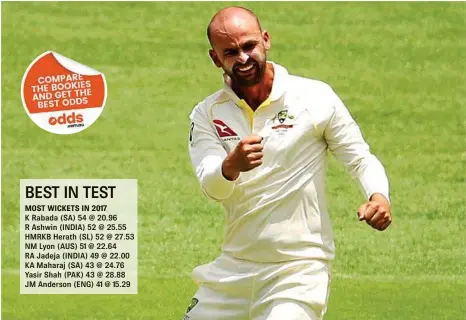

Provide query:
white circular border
left=21, top=51, right=108, bottom=135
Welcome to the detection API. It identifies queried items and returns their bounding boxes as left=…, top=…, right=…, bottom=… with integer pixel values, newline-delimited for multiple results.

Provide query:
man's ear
left=209, top=49, right=223, bottom=68
left=262, top=30, right=271, bottom=51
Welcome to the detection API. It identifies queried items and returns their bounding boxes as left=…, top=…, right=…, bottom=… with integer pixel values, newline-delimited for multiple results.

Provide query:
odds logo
left=21, top=51, right=107, bottom=134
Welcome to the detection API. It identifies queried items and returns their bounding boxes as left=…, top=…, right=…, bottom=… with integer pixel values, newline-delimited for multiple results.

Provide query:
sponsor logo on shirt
left=272, top=124, right=294, bottom=130
left=213, top=120, right=241, bottom=142
left=213, top=120, right=237, bottom=137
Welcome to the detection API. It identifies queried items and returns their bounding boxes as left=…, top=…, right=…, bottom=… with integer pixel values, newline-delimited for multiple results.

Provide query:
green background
left=2, top=2, right=465, bottom=319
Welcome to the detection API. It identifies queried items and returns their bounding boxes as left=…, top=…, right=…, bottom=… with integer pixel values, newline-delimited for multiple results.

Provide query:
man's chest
left=210, top=98, right=326, bottom=167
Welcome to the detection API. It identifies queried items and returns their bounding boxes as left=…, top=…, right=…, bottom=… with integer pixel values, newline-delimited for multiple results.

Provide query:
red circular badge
left=21, top=51, right=107, bottom=134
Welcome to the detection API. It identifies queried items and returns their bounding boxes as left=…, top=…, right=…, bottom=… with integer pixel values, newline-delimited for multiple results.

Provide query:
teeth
left=239, top=65, right=253, bottom=72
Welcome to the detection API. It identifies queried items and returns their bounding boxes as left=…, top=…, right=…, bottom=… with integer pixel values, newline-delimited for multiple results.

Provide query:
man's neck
left=232, top=62, right=275, bottom=111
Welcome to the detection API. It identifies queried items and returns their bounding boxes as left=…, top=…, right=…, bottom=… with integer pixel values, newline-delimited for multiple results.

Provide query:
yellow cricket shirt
left=188, top=62, right=389, bottom=263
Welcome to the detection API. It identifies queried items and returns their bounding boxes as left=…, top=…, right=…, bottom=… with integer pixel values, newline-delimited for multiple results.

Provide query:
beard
left=226, top=57, right=267, bottom=87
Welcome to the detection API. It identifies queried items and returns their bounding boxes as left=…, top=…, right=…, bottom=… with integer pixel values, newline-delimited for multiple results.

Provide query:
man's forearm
left=197, top=155, right=236, bottom=200
left=356, top=155, right=390, bottom=203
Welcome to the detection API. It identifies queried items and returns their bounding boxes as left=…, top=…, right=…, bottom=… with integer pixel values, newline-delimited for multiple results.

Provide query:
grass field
left=2, top=2, right=465, bottom=319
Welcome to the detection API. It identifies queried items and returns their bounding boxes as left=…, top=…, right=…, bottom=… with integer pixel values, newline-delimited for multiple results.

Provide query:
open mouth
left=235, top=63, right=256, bottom=76
left=238, top=64, right=254, bottom=72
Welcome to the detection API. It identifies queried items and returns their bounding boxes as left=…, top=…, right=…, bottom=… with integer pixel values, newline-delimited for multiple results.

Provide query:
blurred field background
left=2, top=2, right=465, bottom=319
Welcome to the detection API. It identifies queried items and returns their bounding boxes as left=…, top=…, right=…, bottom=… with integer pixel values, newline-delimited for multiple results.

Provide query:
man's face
left=209, top=25, right=270, bottom=87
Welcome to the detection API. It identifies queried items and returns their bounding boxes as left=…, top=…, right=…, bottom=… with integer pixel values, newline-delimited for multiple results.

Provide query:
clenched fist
left=222, top=135, right=264, bottom=181
left=358, top=193, right=392, bottom=231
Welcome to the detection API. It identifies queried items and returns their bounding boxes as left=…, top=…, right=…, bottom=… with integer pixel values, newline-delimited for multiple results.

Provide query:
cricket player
left=185, top=6, right=392, bottom=320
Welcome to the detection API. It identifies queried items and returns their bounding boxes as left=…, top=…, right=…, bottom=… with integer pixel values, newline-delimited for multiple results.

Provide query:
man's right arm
left=188, top=106, right=237, bottom=201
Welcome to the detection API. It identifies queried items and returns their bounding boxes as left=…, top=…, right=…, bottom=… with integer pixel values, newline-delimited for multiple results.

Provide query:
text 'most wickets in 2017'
left=20, top=179, right=138, bottom=294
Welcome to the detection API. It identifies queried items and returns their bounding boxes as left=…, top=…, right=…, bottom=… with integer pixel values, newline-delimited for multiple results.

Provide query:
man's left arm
left=323, top=85, right=392, bottom=231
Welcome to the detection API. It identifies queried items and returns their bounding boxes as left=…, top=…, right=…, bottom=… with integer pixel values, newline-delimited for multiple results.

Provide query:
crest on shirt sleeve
left=189, top=122, right=195, bottom=147
left=186, top=297, right=199, bottom=313
left=181, top=297, right=199, bottom=319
